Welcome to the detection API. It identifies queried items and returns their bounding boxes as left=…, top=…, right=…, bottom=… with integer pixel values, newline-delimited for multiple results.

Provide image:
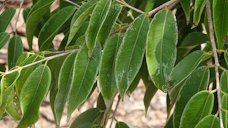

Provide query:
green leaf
left=180, top=0, right=191, bottom=23
left=67, top=0, right=98, bottom=46
left=115, top=122, right=129, bottom=128
left=115, top=15, right=149, bottom=96
left=164, top=115, right=173, bottom=128
left=222, top=95, right=228, bottom=128
left=195, top=115, right=220, bottom=128
left=6, top=99, right=21, bottom=120
left=99, top=35, right=122, bottom=100
left=146, top=9, right=178, bottom=91
left=38, top=6, right=76, bottom=50
left=0, top=71, right=20, bottom=107
left=26, top=0, right=54, bottom=49
left=179, top=32, right=209, bottom=48
left=143, top=82, right=157, bottom=113
left=15, top=54, right=43, bottom=95
left=54, top=52, right=77, bottom=125
left=97, top=3, right=122, bottom=45
left=0, top=8, right=16, bottom=32
left=85, top=0, right=111, bottom=49
left=0, top=32, right=10, bottom=49
left=220, top=71, right=228, bottom=94
left=70, top=108, right=101, bottom=128
left=179, top=91, right=214, bottom=128
left=213, top=0, right=228, bottom=49
left=8, top=36, right=24, bottom=69
left=18, top=65, right=51, bottom=128
left=173, top=66, right=210, bottom=128
left=68, top=43, right=101, bottom=117
left=170, top=50, right=205, bottom=86
left=193, top=0, right=207, bottom=25
left=225, top=50, right=228, bottom=67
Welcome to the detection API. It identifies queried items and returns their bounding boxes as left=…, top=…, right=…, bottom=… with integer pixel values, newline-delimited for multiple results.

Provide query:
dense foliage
left=0, top=0, right=227, bottom=127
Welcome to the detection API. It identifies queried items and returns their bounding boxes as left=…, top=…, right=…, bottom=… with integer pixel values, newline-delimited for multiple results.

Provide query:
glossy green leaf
left=220, top=71, right=228, bottom=94
left=67, top=0, right=98, bottom=46
left=193, top=0, right=207, bottom=25
left=180, top=0, right=191, bottom=23
left=26, top=0, right=54, bottom=49
left=99, top=35, right=122, bottom=100
left=68, top=44, right=101, bottom=117
left=179, top=32, right=209, bottom=48
left=70, top=108, right=101, bottom=128
left=115, top=15, right=149, bottom=96
left=173, top=66, right=210, bottom=128
left=195, top=115, right=219, bottom=128
left=8, top=36, right=24, bottom=69
left=97, top=3, right=122, bottom=45
left=213, top=0, right=228, bottom=49
left=85, top=0, right=111, bottom=49
left=38, top=6, right=76, bottom=50
left=54, top=52, right=77, bottom=125
left=0, top=32, right=10, bottom=49
left=164, top=115, right=173, bottom=128
left=18, top=65, right=51, bottom=128
left=179, top=91, right=214, bottom=128
left=0, top=8, right=16, bottom=32
left=222, top=95, right=228, bottom=128
left=115, top=122, right=129, bottom=128
left=170, top=50, right=205, bottom=86
left=146, top=9, right=177, bottom=91
left=15, top=54, right=43, bottom=95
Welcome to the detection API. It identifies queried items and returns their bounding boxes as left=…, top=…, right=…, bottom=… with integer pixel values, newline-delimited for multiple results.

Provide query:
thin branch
left=148, top=0, right=180, bottom=17
left=206, top=1, right=224, bottom=128
left=110, top=95, right=121, bottom=128
left=3, top=50, right=77, bottom=76
left=13, top=0, right=24, bottom=34
left=63, top=0, right=80, bottom=8
left=116, top=0, right=144, bottom=14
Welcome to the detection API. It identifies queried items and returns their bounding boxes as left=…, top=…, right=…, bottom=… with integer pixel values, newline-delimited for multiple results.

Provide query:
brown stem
left=205, top=1, right=224, bottom=128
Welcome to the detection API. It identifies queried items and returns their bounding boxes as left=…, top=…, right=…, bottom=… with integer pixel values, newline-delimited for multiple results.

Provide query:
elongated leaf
left=164, top=115, right=173, bottom=128
left=220, top=71, right=228, bottom=94
left=180, top=91, right=214, bottom=128
left=170, top=50, right=205, bottom=86
left=18, top=65, right=51, bottom=128
left=225, top=50, right=228, bottom=67
left=26, top=0, right=54, bottom=49
left=146, top=9, right=177, bottom=91
left=48, top=55, right=66, bottom=123
left=38, top=6, right=76, bottom=50
left=193, top=0, right=207, bottom=25
left=97, top=3, right=122, bottom=45
left=15, top=54, right=43, bottom=95
left=6, top=99, right=21, bottom=120
left=0, top=32, right=10, bottom=49
left=173, top=66, right=209, bottom=128
left=99, top=35, right=122, bottom=100
left=67, top=0, right=98, bottom=46
left=180, top=0, right=191, bottom=23
left=54, top=52, right=77, bottom=125
left=179, top=32, right=209, bottom=48
left=222, top=95, right=228, bottom=128
left=0, top=71, right=20, bottom=107
left=195, top=115, right=220, bottom=128
left=85, top=0, right=111, bottom=49
left=0, top=8, right=16, bottom=32
left=70, top=108, right=101, bottom=128
left=213, top=0, right=228, bottom=49
left=115, top=15, right=149, bottom=96
left=143, top=82, right=157, bottom=113
left=115, top=122, right=129, bottom=128
left=8, top=36, right=24, bottom=69
left=68, top=44, right=101, bottom=117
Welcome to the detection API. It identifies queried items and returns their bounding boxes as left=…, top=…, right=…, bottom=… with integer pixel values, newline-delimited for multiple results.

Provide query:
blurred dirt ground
left=0, top=1, right=167, bottom=127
